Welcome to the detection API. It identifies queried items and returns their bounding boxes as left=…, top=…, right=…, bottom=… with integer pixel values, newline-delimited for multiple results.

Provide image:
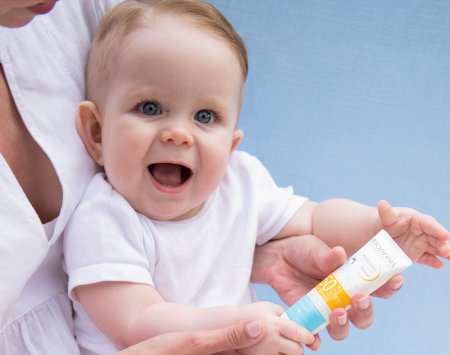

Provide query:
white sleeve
left=63, top=175, right=155, bottom=301
left=240, top=153, right=307, bottom=245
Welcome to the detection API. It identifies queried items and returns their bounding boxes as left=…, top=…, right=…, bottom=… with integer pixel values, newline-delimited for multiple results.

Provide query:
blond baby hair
left=86, top=0, right=248, bottom=106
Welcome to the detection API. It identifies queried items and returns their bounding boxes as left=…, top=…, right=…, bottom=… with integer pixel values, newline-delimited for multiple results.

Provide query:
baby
left=64, top=1, right=450, bottom=354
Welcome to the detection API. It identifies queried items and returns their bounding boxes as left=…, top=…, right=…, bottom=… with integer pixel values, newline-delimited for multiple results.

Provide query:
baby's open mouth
left=148, top=163, right=192, bottom=187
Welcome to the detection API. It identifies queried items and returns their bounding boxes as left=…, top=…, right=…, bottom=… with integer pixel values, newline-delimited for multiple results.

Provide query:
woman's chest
left=0, top=65, right=62, bottom=223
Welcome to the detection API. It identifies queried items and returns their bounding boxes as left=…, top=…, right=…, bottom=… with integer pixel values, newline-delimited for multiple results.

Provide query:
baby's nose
left=160, top=125, right=194, bottom=146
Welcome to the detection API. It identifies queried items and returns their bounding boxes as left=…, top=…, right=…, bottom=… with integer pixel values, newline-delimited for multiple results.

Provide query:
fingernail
left=337, top=314, right=347, bottom=326
left=245, top=321, right=262, bottom=338
left=358, top=295, right=370, bottom=310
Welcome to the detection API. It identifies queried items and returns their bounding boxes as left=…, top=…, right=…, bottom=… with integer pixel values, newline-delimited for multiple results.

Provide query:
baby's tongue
left=151, top=163, right=182, bottom=187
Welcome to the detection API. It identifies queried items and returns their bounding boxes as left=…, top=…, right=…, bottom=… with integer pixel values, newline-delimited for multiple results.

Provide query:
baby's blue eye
left=194, top=110, right=215, bottom=124
left=138, top=101, right=161, bottom=116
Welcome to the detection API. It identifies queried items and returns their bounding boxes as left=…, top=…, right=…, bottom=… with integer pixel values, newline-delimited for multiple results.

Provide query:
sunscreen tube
left=281, top=230, right=412, bottom=334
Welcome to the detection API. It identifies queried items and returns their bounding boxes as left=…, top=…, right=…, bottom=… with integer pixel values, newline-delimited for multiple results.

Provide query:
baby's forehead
left=87, top=0, right=247, bottom=103
left=120, top=15, right=245, bottom=73
left=129, top=13, right=234, bottom=50
left=126, top=16, right=228, bottom=48
left=114, top=21, right=245, bottom=84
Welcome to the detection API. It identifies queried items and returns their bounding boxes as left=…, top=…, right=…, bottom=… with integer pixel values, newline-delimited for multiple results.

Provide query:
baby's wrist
left=236, top=304, right=252, bottom=323
left=373, top=208, right=382, bottom=235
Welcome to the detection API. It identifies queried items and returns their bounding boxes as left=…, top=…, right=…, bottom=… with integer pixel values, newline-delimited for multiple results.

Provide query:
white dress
left=0, top=1, right=119, bottom=353
left=64, top=151, right=307, bottom=354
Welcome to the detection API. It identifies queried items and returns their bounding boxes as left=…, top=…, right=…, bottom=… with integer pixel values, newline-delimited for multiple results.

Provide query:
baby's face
left=98, top=17, right=244, bottom=221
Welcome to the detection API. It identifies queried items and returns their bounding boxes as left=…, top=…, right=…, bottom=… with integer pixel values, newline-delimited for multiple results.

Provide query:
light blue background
left=209, top=1, right=450, bottom=354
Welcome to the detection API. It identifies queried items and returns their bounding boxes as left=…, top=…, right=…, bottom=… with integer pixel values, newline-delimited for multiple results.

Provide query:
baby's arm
left=275, top=198, right=450, bottom=265
left=75, top=282, right=314, bottom=352
left=275, top=199, right=378, bottom=255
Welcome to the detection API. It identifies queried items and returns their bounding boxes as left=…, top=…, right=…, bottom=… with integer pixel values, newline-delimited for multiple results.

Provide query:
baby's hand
left=377, top=200, right=450, bottom=268
left=237, top=302, right=314, bottom=355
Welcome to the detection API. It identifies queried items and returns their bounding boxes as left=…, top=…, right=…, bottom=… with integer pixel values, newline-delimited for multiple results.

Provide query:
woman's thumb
left=199, top=321, right=264, bottom=354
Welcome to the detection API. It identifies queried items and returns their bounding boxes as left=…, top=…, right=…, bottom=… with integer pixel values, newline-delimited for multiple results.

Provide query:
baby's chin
left=142, top=204, right=204, bottom=222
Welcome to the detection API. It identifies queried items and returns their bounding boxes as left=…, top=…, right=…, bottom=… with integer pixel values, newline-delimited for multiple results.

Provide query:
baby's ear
left=76, top=101, right=104, bottom=166
left=230, top=129, right=244, bottom=153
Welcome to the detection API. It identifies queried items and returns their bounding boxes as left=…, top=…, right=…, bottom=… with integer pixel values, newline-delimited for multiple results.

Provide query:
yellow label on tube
left=315, top=273, right=351, bottom=310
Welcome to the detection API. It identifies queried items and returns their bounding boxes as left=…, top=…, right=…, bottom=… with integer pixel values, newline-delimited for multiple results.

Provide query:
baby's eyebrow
left=127, top=86, right=159, bottom=98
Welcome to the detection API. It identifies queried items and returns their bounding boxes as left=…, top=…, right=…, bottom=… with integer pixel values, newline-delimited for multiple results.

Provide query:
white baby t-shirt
left=64, top=150, right=307, bottom=354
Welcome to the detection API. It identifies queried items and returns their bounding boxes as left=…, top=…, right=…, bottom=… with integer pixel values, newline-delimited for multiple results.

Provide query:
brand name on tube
left=370, top=237, right=397, bottom=268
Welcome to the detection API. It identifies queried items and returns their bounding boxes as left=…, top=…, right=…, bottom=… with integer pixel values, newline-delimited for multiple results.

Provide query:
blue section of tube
left=285, top=294, right=326, bottom=332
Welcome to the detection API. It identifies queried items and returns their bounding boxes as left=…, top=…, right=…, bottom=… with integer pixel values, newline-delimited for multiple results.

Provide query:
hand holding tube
left=252, top=235, right=403, bottom=349
left=281, top=230, right=412, bottom=335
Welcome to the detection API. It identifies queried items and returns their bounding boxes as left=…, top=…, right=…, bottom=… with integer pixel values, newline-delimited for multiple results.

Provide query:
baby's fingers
left=274, top=339, right=305, bottom=355
left=434, top=238, right=450, bottom=259
left=422, top=236, right=450, bottom=261
left=279, top=319, right=314, bottom=345
left=377, top=200, right=400, bottom=227
left=430, top=238, right=450, bottom=260
left=417, top=253, right=445, bottom=269
left=418, top=215, right=450, bottom=242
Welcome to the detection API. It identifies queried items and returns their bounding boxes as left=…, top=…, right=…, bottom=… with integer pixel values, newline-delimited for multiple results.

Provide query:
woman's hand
left=116, top=321, right=265, bottom=355
left=252, top=234, right=405, bottom=349
left=235, top=302, right=314, bottom=355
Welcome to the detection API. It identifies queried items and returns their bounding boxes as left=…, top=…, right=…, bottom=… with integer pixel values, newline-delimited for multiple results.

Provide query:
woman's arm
left=116, top=320, right=265, bottom=355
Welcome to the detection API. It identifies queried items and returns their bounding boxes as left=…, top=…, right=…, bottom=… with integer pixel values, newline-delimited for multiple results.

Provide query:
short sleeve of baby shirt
left=64, top=173, right=155, bottom=301
left=229, top=151, right=308, bottom=246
